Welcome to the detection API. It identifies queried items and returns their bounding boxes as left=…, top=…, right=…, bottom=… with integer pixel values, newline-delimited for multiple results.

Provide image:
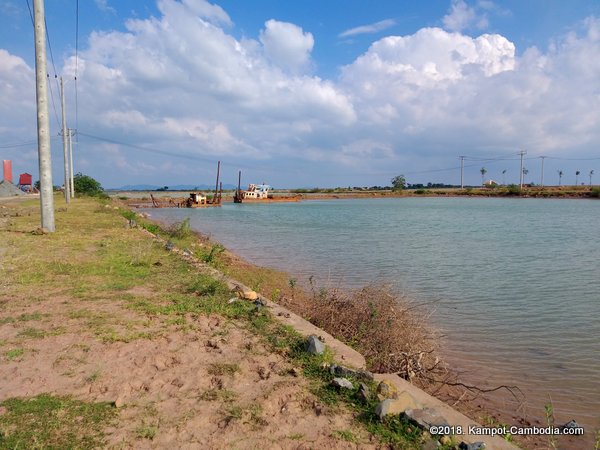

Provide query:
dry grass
left=299, top=283, right=444, bottom=383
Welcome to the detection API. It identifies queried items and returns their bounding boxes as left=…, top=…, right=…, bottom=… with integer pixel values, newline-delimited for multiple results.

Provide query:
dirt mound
left=0, top=181, right=25, bottom=197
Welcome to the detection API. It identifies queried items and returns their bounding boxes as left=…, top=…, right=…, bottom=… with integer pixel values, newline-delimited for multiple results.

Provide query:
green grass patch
left=4, top=348, right=25, bottom=361
left=135, top=423, right=157, bottom=440
left=0, top=394, right=117, bottom=449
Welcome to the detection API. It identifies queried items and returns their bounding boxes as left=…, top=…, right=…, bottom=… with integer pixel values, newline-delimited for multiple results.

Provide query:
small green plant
left=271, top=288, right=281, bottom=302
left=5, top=348, right=25, bottom=360
left=86, top=369, right=102, bottom=383
left=333, top=429, right=359, bottom=443
left=136, top=423, right=157, bottom=440
left=142, top=222, right=160, bottom=234
left=207, top=363, right=240, bottom=376
left=545, top=399, right=558, bottom=450
left=17, top=327, right=46, bottom=339
left=224, top=405, right=243, bottom=420
left=168, top=218, right=192, bottom=239
left=199, top=389, right=237, bottom=402
left=202, top=243, right=225, bottom=264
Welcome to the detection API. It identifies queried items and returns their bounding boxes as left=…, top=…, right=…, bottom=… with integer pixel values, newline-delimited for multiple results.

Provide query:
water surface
left=148, top=197, right=600, bottom=431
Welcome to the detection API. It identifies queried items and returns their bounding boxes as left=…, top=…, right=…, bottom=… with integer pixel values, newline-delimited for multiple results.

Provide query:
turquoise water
left=148, top=197, right=600, bottom=430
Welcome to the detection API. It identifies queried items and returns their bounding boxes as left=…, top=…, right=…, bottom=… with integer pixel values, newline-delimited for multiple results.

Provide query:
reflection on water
left=147, top=197, right=600, bottom=432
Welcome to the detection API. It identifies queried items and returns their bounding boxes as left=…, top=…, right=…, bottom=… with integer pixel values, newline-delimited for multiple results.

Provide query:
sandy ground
left=0, top=197, right=377, bottom=449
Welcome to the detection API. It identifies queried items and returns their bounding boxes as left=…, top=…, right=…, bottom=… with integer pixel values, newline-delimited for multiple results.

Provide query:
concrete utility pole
left=33, top=0, right=55, bottom=231
left=540, top=156, right=546, bottom=187
left=519, top=150, right=526, bottom=188
left=460, top=156, right=465, bottom=188
left=68, top=129, right=75, bottom=198
left=60, top=77, right=70, bottom=204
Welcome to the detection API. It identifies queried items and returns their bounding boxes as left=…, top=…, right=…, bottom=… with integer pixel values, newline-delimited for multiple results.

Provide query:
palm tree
left=480, top=167, right=487, bottom=186
left=575, top=170, right=581, bottom=186
left=590, top=170, right=595, bottom=186
left=558, top=170, right=563, bottom=186
left=502, top=169, right=507, bottom=185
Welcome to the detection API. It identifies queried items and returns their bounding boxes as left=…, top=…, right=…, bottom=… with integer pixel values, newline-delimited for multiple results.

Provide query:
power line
left=77, top=131, right=266, bottom=171
left=0, top=136, right=60, bottom=149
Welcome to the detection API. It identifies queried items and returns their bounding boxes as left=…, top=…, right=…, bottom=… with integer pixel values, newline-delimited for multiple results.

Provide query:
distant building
left=18, top=173, right=33, bottom=191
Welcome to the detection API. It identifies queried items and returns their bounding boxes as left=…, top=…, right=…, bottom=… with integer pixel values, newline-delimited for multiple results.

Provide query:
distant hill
left=111, top=184, right=237, bottom=191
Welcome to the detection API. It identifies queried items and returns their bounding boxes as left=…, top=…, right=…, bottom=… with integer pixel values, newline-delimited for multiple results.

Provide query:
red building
left=18, top=173, right=33, bottom=191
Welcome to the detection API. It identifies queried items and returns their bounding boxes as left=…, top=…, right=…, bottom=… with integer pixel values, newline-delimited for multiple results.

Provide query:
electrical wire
left=77, top=131, right=266, bottom=171
left=0, top=136, right=60, bottom=149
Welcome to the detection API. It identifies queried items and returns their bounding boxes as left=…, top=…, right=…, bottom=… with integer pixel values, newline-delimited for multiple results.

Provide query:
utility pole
left=68, top=129, right=75, bottom=197
left=60, top=77, right=70, bottom=204
left=519, top=150, right=526, bottom=188
left=540, top=156, right=546, bottom=187
left=459, top=156, right=465, bottom=188
left=33, top=0, right=55, bottom=232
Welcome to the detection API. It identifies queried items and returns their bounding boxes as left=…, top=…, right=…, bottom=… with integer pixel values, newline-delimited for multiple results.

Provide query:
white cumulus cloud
left=443, top=0, right=488, bottom=32
left=259, top=19, right=314, bottom=74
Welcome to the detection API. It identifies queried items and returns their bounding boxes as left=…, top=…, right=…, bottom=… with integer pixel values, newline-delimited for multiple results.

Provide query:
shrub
left=591, top=187, right=600, bottom=198
left=300, top=283, right=442, bottom=383
left=73, top=173, right=104, bottom=197
left=506, top=184, right=521, bottom=195
left=167, top=218, right=191, bottom=239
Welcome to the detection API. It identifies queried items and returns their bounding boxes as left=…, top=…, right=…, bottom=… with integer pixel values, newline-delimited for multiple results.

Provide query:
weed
left=207, top=363, right=240, bottom=377
left=5, top=348, right=25, bottom=361
left=545, top=399, right=558, bottom=450
left=142, top=223, right=160, bottom=234
left=167, top=218, right=192, bottom=240
left=187, top=275, right=228, bottom=297
left=135, top=423, right=157, bottom=440
left=224, top=405, right=243, bottom=420
left=271, top=288, right=281, bottom=302
left=202, top=243, right=225, bottom=265
left=99, top=330, right=154, bottom=344
left=86, top=369, right=102, bottom=383
left=17, top=327, right=46, bottom=339
left=333, top=429, right=359, bottom=443
left=288, top=433, right=304, bottom=440
left=199, top=389, right=237, bottom=402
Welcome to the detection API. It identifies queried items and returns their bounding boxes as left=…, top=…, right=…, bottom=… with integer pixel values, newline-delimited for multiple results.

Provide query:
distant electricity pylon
left=519, top=150, right=526, bottom=188
left=60, top=76, right=70, bottom=204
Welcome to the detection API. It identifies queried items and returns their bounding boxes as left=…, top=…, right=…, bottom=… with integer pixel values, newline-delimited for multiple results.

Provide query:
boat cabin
left=244, top=184, right=272, bottom=199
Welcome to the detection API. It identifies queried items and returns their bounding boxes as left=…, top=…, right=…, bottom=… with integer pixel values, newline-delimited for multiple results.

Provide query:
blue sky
left=1, top=0, right=600, bottom=188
